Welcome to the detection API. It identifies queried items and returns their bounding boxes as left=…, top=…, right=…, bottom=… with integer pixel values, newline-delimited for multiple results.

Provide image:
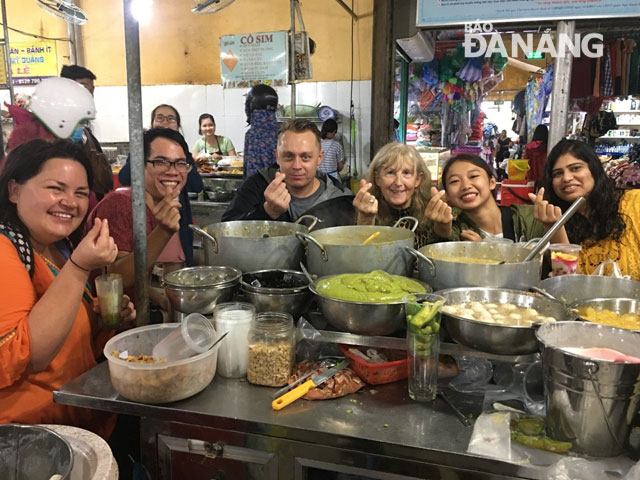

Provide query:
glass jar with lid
left=247, top=312, right=295, bottom=387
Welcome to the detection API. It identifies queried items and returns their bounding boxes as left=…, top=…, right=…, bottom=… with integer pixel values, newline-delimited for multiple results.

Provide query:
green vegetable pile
left=405, top=299, right=443, bottom=356
left=510, top=414, right=572, bottom=454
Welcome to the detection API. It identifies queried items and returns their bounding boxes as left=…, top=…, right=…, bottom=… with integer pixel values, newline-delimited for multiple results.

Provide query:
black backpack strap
left=499, top=206, right=516, bottom=241
left=0, top=222, right=34, bottom=277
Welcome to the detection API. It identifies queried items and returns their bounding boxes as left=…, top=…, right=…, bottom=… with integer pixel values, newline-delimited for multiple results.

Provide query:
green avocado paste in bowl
left=315, top=270, right=426, bottom=303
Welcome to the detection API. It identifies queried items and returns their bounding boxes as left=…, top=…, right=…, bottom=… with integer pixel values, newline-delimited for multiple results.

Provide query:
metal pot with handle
left=538, top=275, right=640, bottom=305
left=190, top=215, right=318, bottom=272
left=296, top=217, right=418, bottom=277
left=406, top=241, right=542, bottom=291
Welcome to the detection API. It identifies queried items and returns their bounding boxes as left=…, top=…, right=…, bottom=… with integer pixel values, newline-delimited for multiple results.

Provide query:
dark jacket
left=222, top=165, right=356, bottom=227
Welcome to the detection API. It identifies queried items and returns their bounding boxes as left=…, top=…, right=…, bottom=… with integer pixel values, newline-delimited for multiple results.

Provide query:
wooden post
left=370, top=0, right=395, bottom=162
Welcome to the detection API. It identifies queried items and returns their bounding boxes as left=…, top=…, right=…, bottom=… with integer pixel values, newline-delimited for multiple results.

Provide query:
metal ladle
left=523, top=196, right=586, bottom=263
left=299, top=262, right=317, bottom=288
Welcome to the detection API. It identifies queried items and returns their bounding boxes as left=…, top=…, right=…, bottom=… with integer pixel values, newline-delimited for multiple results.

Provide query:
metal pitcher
left=535, top=321, right=640, bottom=457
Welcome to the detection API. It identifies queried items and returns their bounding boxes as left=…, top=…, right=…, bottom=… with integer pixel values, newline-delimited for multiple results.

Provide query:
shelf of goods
left=416, top=147, right=451, bottom=184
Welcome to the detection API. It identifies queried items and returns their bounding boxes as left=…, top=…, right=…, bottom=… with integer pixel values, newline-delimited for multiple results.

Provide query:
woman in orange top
left=534, top=139, right=640, bottom=280
left=0, top=139, right=134, bottom=438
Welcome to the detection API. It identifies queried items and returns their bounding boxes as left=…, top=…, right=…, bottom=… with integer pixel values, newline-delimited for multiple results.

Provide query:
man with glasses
left=86, top=128, right=195, bottom=320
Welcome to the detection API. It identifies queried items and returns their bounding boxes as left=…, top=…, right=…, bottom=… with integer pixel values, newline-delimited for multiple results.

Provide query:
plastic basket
left=283, top=104, right=319, bottom=118
left=500, top=180, right=534, bottom=206
left=507, top=159, right=530, bottom=180
left=338, top=344, right=407, bottom=385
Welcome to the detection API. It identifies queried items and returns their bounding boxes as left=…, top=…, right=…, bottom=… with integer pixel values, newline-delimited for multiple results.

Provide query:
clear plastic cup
left=151, top=313, right=216, bottom=362
left=95, top=273, right=123, bottom=328
left=550, top=243, right=582, bottom=276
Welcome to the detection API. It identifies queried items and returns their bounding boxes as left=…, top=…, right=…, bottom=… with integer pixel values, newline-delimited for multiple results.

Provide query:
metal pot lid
left=164, top=266, right=241, bottom=288
left=240, top=269, right=310, bottom=294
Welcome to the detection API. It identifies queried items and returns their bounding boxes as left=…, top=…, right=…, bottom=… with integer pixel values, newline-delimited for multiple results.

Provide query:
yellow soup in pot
left=435, top=256, right=504, bottom=264
left=576, top=307, right=640, bottom=331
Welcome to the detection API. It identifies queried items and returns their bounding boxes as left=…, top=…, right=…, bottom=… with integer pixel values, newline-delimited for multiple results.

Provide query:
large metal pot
left=0, top=424, right=73, bottom=480
left=308, top=273, right=432, bottom=335
left=164, top=266, right=241, bottom=314
left=407, top=241, right=543, bottom=291
left=190, top=216, right=318, bottom=272
left=296, top=217, right=417, bottom=277
left=570, top=297, right=640, bottom=332
left=538, top=275, right=640, bottom=305
left=437, top=287, right=576, bottom=355
left=240, top=269, right=312, bottom=318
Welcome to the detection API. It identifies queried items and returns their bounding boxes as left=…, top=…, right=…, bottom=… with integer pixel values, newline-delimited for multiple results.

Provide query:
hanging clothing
left=630, top=42, right=640, bottom=95
left=243, top=110, right=280, bottom=179
left=525, top=77, right=542, bottom=143
left=535, top=64, right=554, bottom=128
left=602, top=46, right=614, bottom=97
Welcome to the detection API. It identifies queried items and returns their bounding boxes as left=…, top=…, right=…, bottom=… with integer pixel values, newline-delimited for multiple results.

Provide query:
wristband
left=69, top=256, right=90, bottom=272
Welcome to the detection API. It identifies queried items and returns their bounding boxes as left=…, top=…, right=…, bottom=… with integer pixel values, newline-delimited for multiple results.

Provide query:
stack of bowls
left=240, top=269, right=311, bottom=318
left=164, top=266, right=241, bottom=315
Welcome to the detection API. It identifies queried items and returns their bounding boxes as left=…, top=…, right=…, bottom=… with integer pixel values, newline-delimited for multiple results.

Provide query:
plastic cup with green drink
left=95, top=273, right=123, bottom=328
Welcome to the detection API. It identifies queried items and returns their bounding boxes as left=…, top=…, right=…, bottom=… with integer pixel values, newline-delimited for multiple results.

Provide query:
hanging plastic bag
left=591, top=259, right=630, bottom=279
left=295, top=317, right=341, bottom=361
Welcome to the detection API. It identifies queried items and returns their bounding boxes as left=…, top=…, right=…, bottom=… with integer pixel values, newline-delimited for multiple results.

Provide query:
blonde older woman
left=353, top=142, right=437, bottom=248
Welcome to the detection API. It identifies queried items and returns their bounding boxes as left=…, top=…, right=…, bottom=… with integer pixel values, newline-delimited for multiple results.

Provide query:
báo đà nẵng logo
left=463, top=22, right=603, bottom=59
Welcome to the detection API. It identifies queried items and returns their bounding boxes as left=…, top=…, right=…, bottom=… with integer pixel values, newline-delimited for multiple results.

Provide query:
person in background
left=2, top=76, right=108, bottom=232
left=532, top=140, right=640, bottom=280
left=352, top=142, right=436, bottom=248
left=0, top=139, right=134, bottom=438
left=118, top=104, right=203, bottom=194
left=192, top=113, right=236, bottom=161
left=224, top=119, right=354, bottom=227
left=426, top=153, right=548, bottom=242
left=60, top=64, right=114, bottom=200
left=87, top=128, right=194, bottom=320
left=318, top=119, right=345, bottom=181
left=495, top=129, right=512, bottom=180
left=524, top=124, right=549, bottom=185
left=243, top=84, right=280, bottom=178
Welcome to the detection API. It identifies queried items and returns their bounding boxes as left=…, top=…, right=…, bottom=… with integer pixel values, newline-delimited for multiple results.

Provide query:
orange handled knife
left=272, top=359, right=350, bottom=410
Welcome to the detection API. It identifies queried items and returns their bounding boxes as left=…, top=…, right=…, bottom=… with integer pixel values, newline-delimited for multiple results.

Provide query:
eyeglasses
left=154, top=114, right=178, bottom=124
left=146, top=158, right=192, bottom=173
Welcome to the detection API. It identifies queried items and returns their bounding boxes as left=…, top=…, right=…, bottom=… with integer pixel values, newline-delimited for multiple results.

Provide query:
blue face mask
left=69, top=125, right=84, bottom=143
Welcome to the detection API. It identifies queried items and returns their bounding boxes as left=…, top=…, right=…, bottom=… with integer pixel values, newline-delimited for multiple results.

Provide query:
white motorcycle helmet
left=28, top=77, right=96, bottom=139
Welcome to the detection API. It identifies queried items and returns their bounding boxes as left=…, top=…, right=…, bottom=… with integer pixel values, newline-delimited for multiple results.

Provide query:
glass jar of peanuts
left=247, top=312, right=295, bottom=387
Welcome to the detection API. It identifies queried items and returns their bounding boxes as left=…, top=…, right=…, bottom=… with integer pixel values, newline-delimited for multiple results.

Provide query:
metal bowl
left=570, top=297, right=640, bottom=332
left=538, top=275, right=640, bottom=305
left=309, top=276, right=432, bottom=336
left=241, top=269, right=310, bottom=294
left=0, top=424, right=73, bottom=479
left=164, top=266, right=241, bottom=314
left=437, top=287, right=577, bottom=355
left=205, top=189, right=235, bottom=202
left=240, top=269, right=312, bottom=318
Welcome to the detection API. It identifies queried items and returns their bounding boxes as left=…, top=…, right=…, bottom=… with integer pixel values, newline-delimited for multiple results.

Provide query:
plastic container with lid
left=247, top=312, right=295, bottom=387
left=550, top=243, right=582, bottom=276
left=214, top=302, right=255, bottom=378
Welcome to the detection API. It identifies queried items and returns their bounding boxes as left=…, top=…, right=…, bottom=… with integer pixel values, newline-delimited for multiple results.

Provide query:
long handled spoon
left=361, top=231, right=381, bottom=245
left=523, top=196, right=586, bottom=263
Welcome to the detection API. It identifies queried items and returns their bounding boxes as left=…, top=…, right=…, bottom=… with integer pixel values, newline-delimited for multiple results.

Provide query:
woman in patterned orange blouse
left=537, top=140, right=640, bottom=280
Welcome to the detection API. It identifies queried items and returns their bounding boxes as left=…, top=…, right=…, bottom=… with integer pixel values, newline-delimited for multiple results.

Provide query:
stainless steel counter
left=55, top=363, right=548, bottom=479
